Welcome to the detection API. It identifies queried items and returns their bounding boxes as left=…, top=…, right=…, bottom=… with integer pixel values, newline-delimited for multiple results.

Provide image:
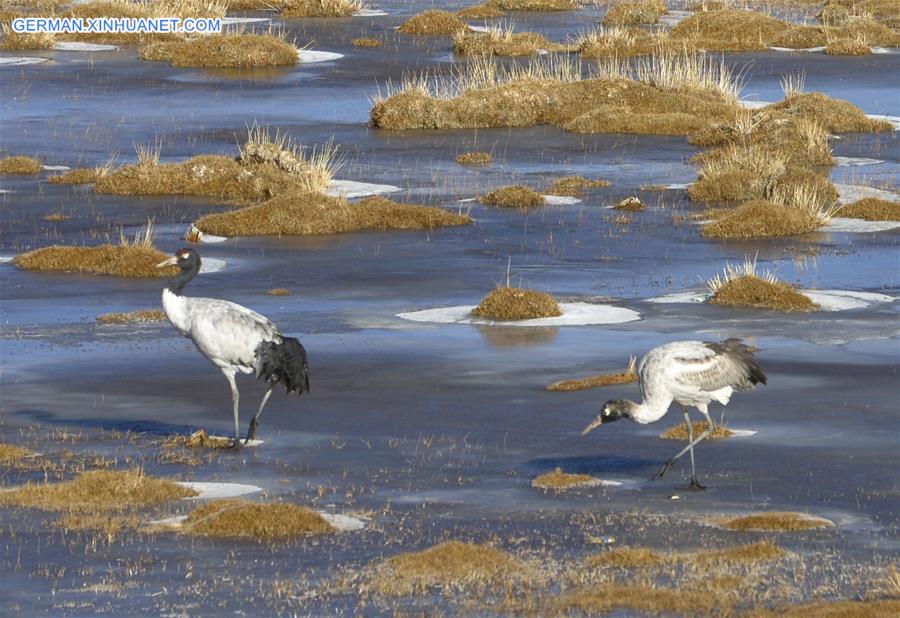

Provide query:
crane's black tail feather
left=721, top=338, right=767, bottom=387
left=255, top=337, right=310, bottom=395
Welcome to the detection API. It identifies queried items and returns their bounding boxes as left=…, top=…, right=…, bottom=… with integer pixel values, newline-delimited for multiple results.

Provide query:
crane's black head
left=157, top=248, right=200, bottom=295
left=581, top=399, right=630, bottom=436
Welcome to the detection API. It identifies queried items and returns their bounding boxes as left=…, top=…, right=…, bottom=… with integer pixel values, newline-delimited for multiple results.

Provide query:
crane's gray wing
left=187, top=298, right=281, bottom=371
left=672, top=339, right=766, bottom=393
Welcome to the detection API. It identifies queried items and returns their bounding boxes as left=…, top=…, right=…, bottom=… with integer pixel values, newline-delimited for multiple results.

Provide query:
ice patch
left=468, top=25, right=490, bottom=33
left=0, top=56, right=48, bottom=66
left=542, top=194, right=581, bottom=205
left=297, top=49, right=344, bottom=63
left=0, top=255, right=13, bottom=263
left=397, top=302, right=641, bottom=327
left=199, top=257, right=226, bottom=274
left=646, top=291, right=707, bottom=304
left=729, top=429, right=758, bottom=438
left=325, top=179, right=402, bottom=198
left=223, top=17, right=271, bottom=25
left=825, top=218, right=900, bottom=232
left=319, top=512, right=367, bottom=531
left=768, top=46, right=825, bottom=53
left=663, top=182, right=691, bottom=190
left=177, top=481, right=263, bottom=500
left=53, top=42, right=117, bottom=52
left=658, top=10, right=691, bottom=27
left=738, top=99, right=772, bottom=110
left=356, top=9, right=389, bottom=16
left=186, top=224, right=228, bottom=244
left=647, top=288, right=893, bottom=311
left=834, top=183, right=900, bottom=204
left=42, top=165, right=70, bottom=171
left=871, top=47, right=894, bottom=54
left=866, top=114, right=900, bottom=130
left=833, top=156, right=882, bottom=167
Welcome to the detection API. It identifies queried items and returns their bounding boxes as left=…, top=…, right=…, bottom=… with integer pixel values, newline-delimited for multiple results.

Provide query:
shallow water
left=1, top=3, right=899, bottom=615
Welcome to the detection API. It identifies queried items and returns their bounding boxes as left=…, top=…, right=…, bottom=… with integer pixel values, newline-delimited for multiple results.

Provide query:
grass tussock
left=768, top=92, right=892, bottom=134
left=825, top=37, right=870, bottom=55
left=707, top=258, right=818, bottom=312
left=587, top=541, right=786, bottom=570
left=586, top=547, right=667, bottom=568
left=161, top=429, right=235, bottom=450
left=96, top=310, right=167, bottom=324
left=278, top=0, right=363, bottom=17
left=721, top=511, right=834, bottom=531
left=456, top=151, right=493, bottom=165
left=47, top=167, right=106, bottom=184
left=576, top=25, right=671, bottom=58
left=692, top=541, right=787, bottom=566
left=471, top=286, right=561, bottom=320
left=140, top=33, right=298, bottom=68
left=532, top=468, right=598, bottom=490
left=672, top=10, right=787, bottom=51
left=54, top=513, right=139, bottom=537
left=0, top=443, right=35, bottom=464
left=453, top=25, right=565, bottom=56
left=546, top=356, right=637, bottom=391
left=457, top=4, right=504, bottom=18
left=0, top=155, right=42, bottom=174
left=365, top=541, right=530, bottom=596
left=0, top=469, right=195, bottom=512
left=179, top=499, right=334, bottom=538
left=267, top=287, right=293, bottom=295
left=550, top=584, right=726, bottom=616
left=748, top=599, right=900, bottom=617
left=486, top=0, right=575, bottom=11
left=660, top=420, right=735, bottom=440
left=398, top=10, right=468, bottom=35
left=839, top=198, right=900, bottom=221
left=351, top=37, right=382, bottom=47
left=0, top=26, right=54, bottom=50
left=479, top=185, right=544, bottom=208
left=602, top=0, right=668, bottom=26
left=615, top=195, right=645, bottom=210
left=14, top=243, right=176, bottom=278
left=195, top=193, right=471, bottom=237
left=547, top=175, right=610, bottom=197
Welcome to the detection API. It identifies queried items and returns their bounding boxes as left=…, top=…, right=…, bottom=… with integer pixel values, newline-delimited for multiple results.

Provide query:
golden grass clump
left=586, top=547, right=667, bottom=569
left=351, top=37, right=382, bottom=47
left=706, top=258, right=818, bottom=311
left=701, top=200, right=821, bottom=238
left=615, top=195, right=645, bottom=210
left=825, top=37, right=871, bottom=55
left=398, top=10, right=468, bottom=35
left=486, top=0, right=575, bottom=10
left=471, top=286, right=561, bottom=320
left=267, top=287, right=293, bottom=295
left=194, top=192, right=471, bottom=237
left=479, top=185, right=544, bottom=208
left=576, top=26, right=669, bottom=58
left=661, top=420, right=735, bottom=440
left=547, top=175, right=610, bottom=196
left=457, top=4, right=504, bottom=18
left=97, top=309, right=167, bottom=324
left=162, top=429, right=235, bottom=449
left=602, top=0, right=668, bottom=26
left=14, top=244, right=177, bottom=278
left=47, top=167, right=105, bottom=184
left=54, top=513, right=139, bottom=537
left=749, top=599, right=900, bottom=617
left=0, top=443, right=34, bottom=464
left=721, top=511, right=834, bottom=531
left=0, top=469, right=195, bottom=512
left=278, top=0, right=363, bottom=17
left=139, top=33, right=298, bottom=68
left=546, top=356, right=637, bottom=391
left=550, top=584, right=726, bottom=616
left=0, top=155, right=42, bottom=174
left=691, top=541, right=787, bottom=566
left=366, top=541, right=529, bottom=596
left=453, top=26, right=564, bottom=56
left=179, top=499, right=335, bottom=538
left=839, top=198, right=900, bottom=221
left=456, top=151, right=493, bottom=165
left=768, top=92, right=892, bottom=134
left=531, top=468, right=598, bottom=490
left=671, top=9, right=789, bottom=51
left=0, top=27, right=54, bottom=50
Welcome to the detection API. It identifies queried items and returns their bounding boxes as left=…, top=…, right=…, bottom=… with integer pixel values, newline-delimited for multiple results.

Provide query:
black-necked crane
left=156, top=248, right=309, bottom=448
left=581, top=339, right=766, bottom=488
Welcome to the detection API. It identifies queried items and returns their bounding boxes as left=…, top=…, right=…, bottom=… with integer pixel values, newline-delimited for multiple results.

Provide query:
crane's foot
left=653, top=459, right=675, bottom=480
left=227, top=437, right=243, bottom=451
left=686, top=477, right=706, bottom=491
left=245, top=418, right=259, bottom=443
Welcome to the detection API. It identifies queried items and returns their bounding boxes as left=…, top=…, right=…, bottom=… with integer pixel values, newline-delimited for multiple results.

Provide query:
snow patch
left=658, top=10, right=691, bottom=27
left=319, top=512, right=367, bottom=531
left=177, top=481, right=263, bottom=500
left=646, top=291, right=707, bottom=304
left=397, top=302, right=641, bottom=327
left=833, top=156, right=882, bottom=167
left=728, top=429, right=758, bottom=438
left=738, top=99, right=772, bottom=110
left=834, top=183, right=900, bottom=204
left=325, top=179, right=402, bottom=198
left=866, top=114, right=900, bottom=130
left=825, top=218, right=900, bottom=233
left=542, top=194, right=581, bottom=205
left=356, top=9, right=389, bottom=16
left=223, top=17, right=271, bottom=25
left=53, top=42, right=117, bottom=52
left=663, top=182, right=691, bottom=190
left=468, top=25, right=490, bottom=33
left=768, top=46, right=825, bottom=53
left=0, top=56, right=48, bottom=66
left=297, top=49, right=344, bottom=63
left=42, top=165, right=70, bottom=171
left=647, top=288, right=894, bottom=311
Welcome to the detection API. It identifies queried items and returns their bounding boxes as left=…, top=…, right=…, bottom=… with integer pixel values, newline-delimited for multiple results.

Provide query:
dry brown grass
left=14, top=244, right=177, bottom=278
left=547, top=175, right=610, bottom=196
left=267, top=287, right=293, bottom=295
left=587, top=541, right=785, bottom=570
left=0, top=469, right=195, bottom=512
left=47, top=167, right=106, bottom=184
left=824, top=37, right=870, bottom=54
left=721, top=511, right=834, bottom=531
left=550, top=584, right=727, bottom=615
left=602, top=0, right=668, bottom=26
left=54, top=513, right=140, bottom=537
left=279, top=0, right=363, bottom=17
left=479, top=185, right=544, bottom=208
left=161, top=429, right=235, bottom=450
left=586, top=547, right=667, bottom=568
left=44, top=212, right=70, bottom=222
left=351, top=37, right=382, bottom=47
left=691, top=541, right=787, bottom=566
left=615, top=195, right=645, bottom=210
left=140, top=33, right=298, bottom=68
left=0, top=155, right=42, bottom=174
left=749, top=600, right=900, bottom=618
left=365, top=541, right=531, bottom=597
left=456, top=151, right=493, bottom=165
left=472, top=286, right=561, bottom=320
left=0, top=26, right=54, bottom=50
left=706, top=259, right=818, bottom=311
left=546, top=356, right=637, bottom=391
left=96, top=310, right=167, bottom=324
left=453, top=26, right=565, bottom=56
left=179, top=499, right=335, bottom=538
left=457, top=4, right=504, bottom=18
left=660, top=420, right=735, bottom=440
left=701, top=200, right=824, bottom=238
left=195, top=192, right=471, bottom=237
left=532, top=468, right=598, bottom=490
left=487, top=0, right=575, bottom=10
left=671, top=9, right=787, bottom=51
left=839, top=198, right=900, bottom=221
left=576, top=26, right=670, bottom=58
left=0, top=443, right=35, bottom=464
left=769, top=92, right=892, bottom=133
left=398, top=10, right=468, bottom=35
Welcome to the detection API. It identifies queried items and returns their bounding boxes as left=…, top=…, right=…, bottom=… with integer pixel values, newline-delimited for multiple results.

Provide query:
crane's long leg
left=654, top=404, right=713, bottom=484
left=245, top=385, right=274, bottom=444
left=685, top=410, right=697, bottom=483
left=223, top=369, right=242, bottom=450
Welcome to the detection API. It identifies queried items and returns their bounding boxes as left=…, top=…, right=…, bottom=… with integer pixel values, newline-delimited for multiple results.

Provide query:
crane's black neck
left=166, top=260, right=200, bottom=296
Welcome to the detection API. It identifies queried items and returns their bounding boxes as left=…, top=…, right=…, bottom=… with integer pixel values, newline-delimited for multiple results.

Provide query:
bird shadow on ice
left=528, top=455, right=659, bottom=476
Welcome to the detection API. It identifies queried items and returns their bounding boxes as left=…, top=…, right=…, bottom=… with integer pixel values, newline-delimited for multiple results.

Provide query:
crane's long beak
left=156, top=256, right=178, bottom=268
left=581, top=416, right=604, bottom=436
